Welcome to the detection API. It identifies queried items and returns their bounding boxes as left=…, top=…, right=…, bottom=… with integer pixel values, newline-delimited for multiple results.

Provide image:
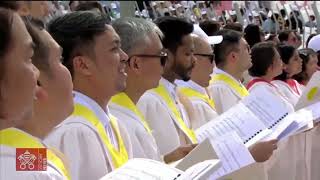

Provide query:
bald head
left=192, top=34, right=212, bottom=55
left=191, top=34, right=215, bottom=87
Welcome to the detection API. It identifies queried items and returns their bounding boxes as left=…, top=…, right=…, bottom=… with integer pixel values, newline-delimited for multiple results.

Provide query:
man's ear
left=73, top=56, right=92, bottom=76
left=34, top=80, right=48, bottom=101
left=228, top=51, right=238, bottom=64
left=128, top=56, right=142, bottom=74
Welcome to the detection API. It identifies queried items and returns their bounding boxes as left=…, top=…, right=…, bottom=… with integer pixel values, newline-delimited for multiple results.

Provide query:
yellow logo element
left=307, top=87, right=319, bottom=101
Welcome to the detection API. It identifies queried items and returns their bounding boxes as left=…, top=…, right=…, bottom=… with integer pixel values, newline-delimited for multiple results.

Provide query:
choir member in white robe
left=292, top=48, right=320, bottom=180
left=137, top=17, right=198, bottom=157
left=271, top=44, right=308, bottom=180
left=247, top=42, right=306, bottom=180
left=0, top=10, right=66, bottom=180
left=176, top=33, right=220, bottom=129
left=109, top=18, right=163, bottom=161
left=43, top=11, right=132, bottom=180
left=207, top=30, right=252, bottom=114
left=204, top=30, right=278, bottom=177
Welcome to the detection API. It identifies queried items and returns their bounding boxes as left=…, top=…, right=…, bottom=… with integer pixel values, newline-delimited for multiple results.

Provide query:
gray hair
left=112, top=17, right=163, bottom=55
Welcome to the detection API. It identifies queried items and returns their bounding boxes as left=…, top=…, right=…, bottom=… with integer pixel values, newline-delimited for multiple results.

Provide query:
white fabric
left=248, top=80, right=307, bottom=180
left=137, top=78, right=191, bottom=156
left=176, top=80, right=219, bottom=129
left=266, top=80, right=307, bottom=180
left=207, top=68, right=244, bottom=114
left=109, top=103, right=162, bottom=161
left=272, top=80, right=301, bottom=106
left=44, top=92, right=132, bottom=180
left=306, top=125, right=320, bottom=180
left=0, top=145, right=64, bottom=180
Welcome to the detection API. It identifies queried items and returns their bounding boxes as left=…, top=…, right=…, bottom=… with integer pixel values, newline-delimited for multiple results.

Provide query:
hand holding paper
left=164, top=144, right=198, bottom=163
left=249, top=139, right=278, bottom=162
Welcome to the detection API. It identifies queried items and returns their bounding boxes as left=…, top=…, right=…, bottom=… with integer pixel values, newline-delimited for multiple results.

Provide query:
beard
left=175, top=63, right=194, bottom=81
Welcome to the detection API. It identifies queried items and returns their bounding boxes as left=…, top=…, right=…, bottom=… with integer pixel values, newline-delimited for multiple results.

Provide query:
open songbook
left=100, top=139, right=221, bottom=180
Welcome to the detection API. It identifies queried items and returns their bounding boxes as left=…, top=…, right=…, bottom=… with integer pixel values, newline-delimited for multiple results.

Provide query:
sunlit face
left=91, top=25, right=128, bottom=95
left=192, top=36, right=214, bottom=87
left=284, top=50, right=303, bottom=77
left=1, top=14, right=40, bottom=127
left=236, top=38, right=252, bottom=72
left=133, top=32, right=164, bottom=90
left=36, top=30, right=73, bottom=125
left=270, top=48, right=283, bottom=78
left=305, top=54, right=319, bottom=79
left=170, top=34, right=196, bottom=81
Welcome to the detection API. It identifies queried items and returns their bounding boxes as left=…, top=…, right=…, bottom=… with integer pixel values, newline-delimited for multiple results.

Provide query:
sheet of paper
left=100, top=158, right=182, bottom=180
left=295, top=71, right=320, bottom=110
left=172, top=139, right=218, bottom=171
left=242, top=85, right=293, bottom=130
left=196, top=103, right=271, bottom=147
left=204, top=132, right=255, bottom=179
left=178, top=159, right=221, bottom=180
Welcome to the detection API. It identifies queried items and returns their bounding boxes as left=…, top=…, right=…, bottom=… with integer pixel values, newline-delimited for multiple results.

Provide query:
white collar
left=175, top=80, right=207, bottom=95
left=73, top=91, right=111, bottom=127
left=159, top=77, right=177, bottom=99
left=213, top=67, right=243, bottom=85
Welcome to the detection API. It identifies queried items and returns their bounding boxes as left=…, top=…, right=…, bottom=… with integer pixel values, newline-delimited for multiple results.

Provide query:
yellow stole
left=73, top=104, right=128, bottom=169
left=0, top=128, right=70, bottom=180
left=210, top=74, right=249, bottom=98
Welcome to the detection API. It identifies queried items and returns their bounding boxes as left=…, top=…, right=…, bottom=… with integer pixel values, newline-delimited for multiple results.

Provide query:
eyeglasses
left=128, top=51, right=167, bottom=66
left=194, top=53, right=215, bottom=64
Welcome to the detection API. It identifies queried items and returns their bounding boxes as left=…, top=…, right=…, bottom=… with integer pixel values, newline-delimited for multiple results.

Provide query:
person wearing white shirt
left=176, top=34, right=219, bottom=129
left=207, top=29, right=252, bottom=114
left=137, top=16, right=197, bottom=157
left=44, top=11, right=132, bottom=180
left=0, top=8, right=61, bottom=180
left=247, top=42, right=308, bottom=180
left=110, top=17, right=194, bottom=163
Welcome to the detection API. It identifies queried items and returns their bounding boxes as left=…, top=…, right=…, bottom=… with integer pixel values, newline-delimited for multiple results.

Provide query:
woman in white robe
left=270, top=44, right=307, bottom=180
left=292, top=48, right=320, bottom=180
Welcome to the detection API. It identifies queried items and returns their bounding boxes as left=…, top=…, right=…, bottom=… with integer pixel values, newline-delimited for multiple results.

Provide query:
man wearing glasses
left=137, top=16, right=198, bottom=159
left=110, top=17, right=194, bottom=163
left=176, top=25, right=222, bottom=129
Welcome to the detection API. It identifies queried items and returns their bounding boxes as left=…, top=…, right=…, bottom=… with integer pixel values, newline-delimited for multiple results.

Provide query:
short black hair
left=278, top=30, right=294, bottom=42
left=244, top=24, right=263, bottom=48
left=293, top=48, right=317, bottom=83
left=249, top=42, right=277, bottom=77
left=214, top=29, right=243, bottom=66
left=224, top=22, right=243, bottom=32
left=47, top=11, right=110, bottom=78
left=0, top=7, right=14, bottom=59
left=275, top=44, right=296, bottom=81
left=75, top=1, right=105, bottom=14
left=154, top=16, right=193, bottom=53
left=199, top=20, right=220, bottom=36
left=0, top=1, right=19, bottom=11
left=23, top=17, right=51, bottom=76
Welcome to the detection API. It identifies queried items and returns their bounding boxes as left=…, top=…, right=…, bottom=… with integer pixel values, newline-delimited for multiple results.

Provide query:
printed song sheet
left=196, top=103, right=271, bottom=147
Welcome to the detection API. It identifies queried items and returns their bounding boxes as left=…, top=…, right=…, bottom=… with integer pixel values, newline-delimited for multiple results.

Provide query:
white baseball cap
left=193, top=24, right=223, bottom=45
left=308, top=34, right=320, bottom=52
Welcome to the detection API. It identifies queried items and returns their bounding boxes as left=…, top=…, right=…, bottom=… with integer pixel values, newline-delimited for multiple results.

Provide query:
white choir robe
left=0, top=145, right=65, bottom=180
left=306, top=125, right=320, bottom=180
left=175, top=80, right=219, bottom=129
left=248, top=80, right=307, bottom=180
left=44, top=92, right=132, bottom=180
left=109, top=103, right=162, bottom=161
left=137, top=78, right=192, bottom=156
left=207, top=68, right=244, bottom=114
left=272, top=80, right=302, bottom=106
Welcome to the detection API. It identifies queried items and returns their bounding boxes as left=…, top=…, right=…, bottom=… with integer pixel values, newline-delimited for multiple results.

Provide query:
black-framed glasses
left=128, top=51, right=168, bottom=66
left=194, top=53, right=215, bottom=64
